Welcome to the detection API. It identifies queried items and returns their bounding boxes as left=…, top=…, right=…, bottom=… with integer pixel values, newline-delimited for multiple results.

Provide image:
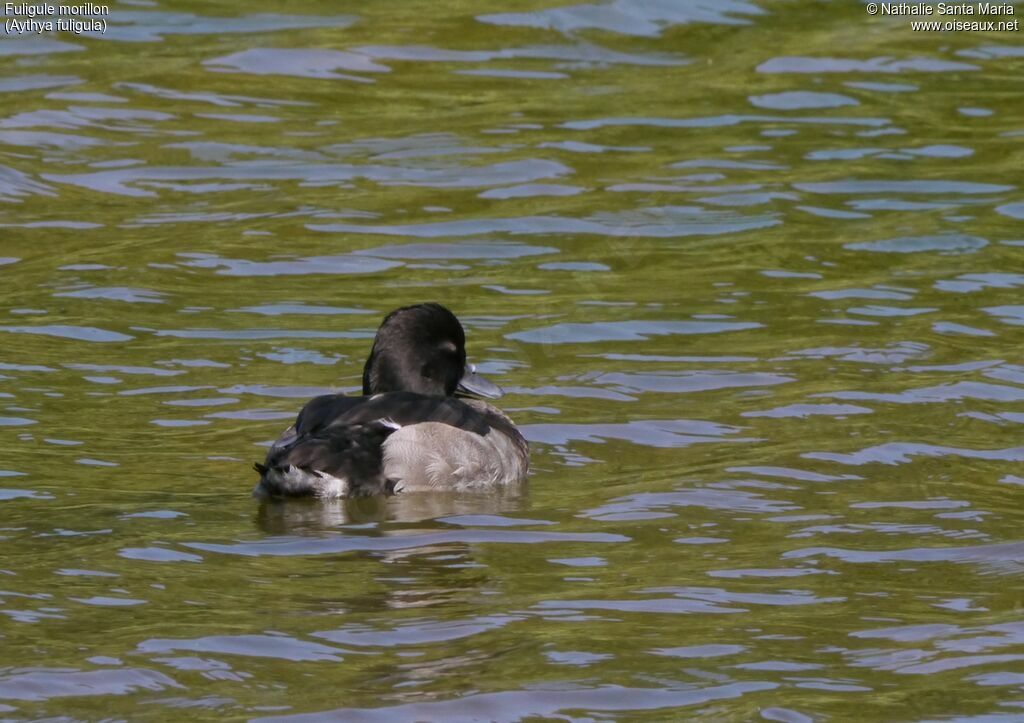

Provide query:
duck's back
left=255, top=392, right=528, bottom=498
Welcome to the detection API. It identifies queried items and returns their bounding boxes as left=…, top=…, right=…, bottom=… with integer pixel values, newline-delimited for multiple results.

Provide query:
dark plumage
left=254, top=303, right=529, bottom=499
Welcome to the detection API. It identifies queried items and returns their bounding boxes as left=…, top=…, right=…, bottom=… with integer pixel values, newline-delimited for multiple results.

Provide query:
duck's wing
left=296, top=393, right=367, bottom=435
left=266, top=393, right=364, bottom=452
left=323, top=393, right=527, bottom=460
left=324, top=392, right=493, bottom=435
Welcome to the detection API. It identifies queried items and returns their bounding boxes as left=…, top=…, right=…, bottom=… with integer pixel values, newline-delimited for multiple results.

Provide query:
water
left=1, top=1, right=1023, bottom=719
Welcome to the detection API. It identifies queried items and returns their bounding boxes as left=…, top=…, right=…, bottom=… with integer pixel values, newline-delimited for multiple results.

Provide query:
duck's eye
left=438, top=340, right=457, bottom=355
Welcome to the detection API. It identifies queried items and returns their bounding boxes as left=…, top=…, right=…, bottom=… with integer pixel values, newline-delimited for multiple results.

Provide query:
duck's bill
left=456, top=364, right=503, bottom=399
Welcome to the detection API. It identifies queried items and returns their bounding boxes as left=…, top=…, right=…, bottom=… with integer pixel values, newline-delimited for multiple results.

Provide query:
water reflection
left=0, top=667, right=182, bottom=701
left=254, top=490, right=530, bottom=533
left=255, top=681, right=778, bottom=722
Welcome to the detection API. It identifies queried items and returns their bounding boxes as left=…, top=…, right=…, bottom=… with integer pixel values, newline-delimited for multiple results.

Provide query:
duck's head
left=361, top=303, right=502, bottom=399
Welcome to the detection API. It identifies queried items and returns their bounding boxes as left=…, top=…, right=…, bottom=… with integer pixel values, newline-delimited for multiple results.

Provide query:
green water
left=2, top=1, right=1024, bottom=719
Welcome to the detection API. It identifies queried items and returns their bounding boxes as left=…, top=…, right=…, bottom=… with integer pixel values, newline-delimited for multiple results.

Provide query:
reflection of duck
left=254, top=303, right=529, bottom=499
left=255, top=488, right=529, bottom=533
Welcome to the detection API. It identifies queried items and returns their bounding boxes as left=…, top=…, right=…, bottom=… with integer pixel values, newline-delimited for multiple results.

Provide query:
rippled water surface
left=2, top=1, right=1024, bottom=719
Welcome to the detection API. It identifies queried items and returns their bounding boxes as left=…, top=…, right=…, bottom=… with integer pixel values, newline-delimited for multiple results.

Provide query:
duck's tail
left=253, top=462, right=350, bottom=499
left=253, top=420, right=400, bottom=499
